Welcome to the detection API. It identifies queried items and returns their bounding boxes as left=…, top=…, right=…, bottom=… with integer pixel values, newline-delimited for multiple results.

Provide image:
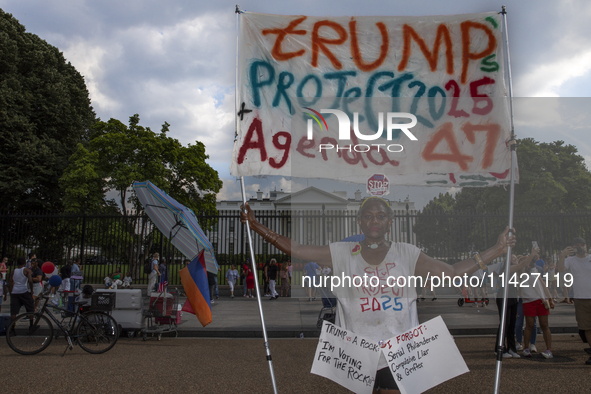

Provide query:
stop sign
left=367, top=174, right=390, bottom=196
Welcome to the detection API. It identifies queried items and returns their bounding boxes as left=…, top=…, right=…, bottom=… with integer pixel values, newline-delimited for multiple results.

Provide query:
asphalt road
left=1, top=334, right=590, bottom=393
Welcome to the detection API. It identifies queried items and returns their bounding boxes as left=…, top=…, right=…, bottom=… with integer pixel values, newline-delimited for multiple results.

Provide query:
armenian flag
left=180, top=250, right=212, bottom=327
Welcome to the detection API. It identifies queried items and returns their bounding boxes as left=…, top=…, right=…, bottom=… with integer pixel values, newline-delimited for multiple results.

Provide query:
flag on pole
left=157, top=279, right=168, bottom=293
left=180, top=250, right=212, bottom=327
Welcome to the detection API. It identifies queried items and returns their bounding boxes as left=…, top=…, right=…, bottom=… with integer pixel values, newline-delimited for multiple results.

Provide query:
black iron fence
left=1, top=209, right=590, bottom=286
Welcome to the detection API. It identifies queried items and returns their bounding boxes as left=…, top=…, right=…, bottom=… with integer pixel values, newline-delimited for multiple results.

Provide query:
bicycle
left=5, top=291, right=119, bottom=356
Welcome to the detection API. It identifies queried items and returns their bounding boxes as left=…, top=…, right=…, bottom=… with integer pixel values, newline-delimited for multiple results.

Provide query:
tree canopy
left=60, top=114, right=223, bottom=214
left=0, top=9, right=96, bottom=211
left=414, top=138, right=591, bottom=258
left=425, top=138, right=591, bottom=213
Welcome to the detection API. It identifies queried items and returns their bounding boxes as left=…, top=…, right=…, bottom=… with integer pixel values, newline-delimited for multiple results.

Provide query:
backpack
left=144, top=260, right=153, bottom=275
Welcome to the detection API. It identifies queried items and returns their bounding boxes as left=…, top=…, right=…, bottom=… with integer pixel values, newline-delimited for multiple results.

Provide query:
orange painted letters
left=262, top=16, right=307, bottom=61
left=349, top=20, right=389, bottom=72
left=460, top=21, right=496, bottom=84
left=311, top=20, right=348, bottom=69
left=398, top=24, right=454, bottom=74
left=422, top=122, right=474, bottom=170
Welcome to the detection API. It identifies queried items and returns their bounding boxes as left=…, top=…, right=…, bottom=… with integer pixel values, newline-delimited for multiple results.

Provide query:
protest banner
left=232, top=12, right=517, bottom=186
left=381, top=316, right=469, bottom=394
left=311, top=320, right=381, bottom=394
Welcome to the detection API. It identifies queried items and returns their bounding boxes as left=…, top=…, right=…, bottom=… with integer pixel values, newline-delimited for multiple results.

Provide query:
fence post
left=1, top=210, right=8, bottom=260
left=406, top=203, right=411, bottom=244
left=79, top=205, right=87, bottom=262
left=321, top=204, right=325, bottom=245
left=483, top=203, right=489, bottom=250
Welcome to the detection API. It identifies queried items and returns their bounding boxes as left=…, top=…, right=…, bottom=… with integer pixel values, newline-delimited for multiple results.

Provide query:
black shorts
left=374, top=367, right=399, bottom=391
left=10, top=292, right=35, bottom=316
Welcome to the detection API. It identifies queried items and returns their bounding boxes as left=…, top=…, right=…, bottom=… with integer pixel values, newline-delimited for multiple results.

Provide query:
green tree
left=414, top=138, right=591, bottom=257
left=452, top=139, right=591, bottom=212
left=60, top=114, right=222, bottom=215
left=0, top=9, right=96, bottom=211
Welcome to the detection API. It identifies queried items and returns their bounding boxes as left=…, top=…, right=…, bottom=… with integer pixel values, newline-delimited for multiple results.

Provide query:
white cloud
left=517, top=50, right=591, bottom=97
left=216, top=177, right=242, bottom=201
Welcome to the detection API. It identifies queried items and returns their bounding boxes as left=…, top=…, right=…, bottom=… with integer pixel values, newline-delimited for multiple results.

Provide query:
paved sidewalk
left=1, top=335, right=589, bottom=393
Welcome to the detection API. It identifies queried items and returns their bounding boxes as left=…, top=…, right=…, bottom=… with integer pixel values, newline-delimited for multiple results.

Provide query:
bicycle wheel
left=76, top=312, right=119, bottom=354
left=6, top=313, right=54, bottom=355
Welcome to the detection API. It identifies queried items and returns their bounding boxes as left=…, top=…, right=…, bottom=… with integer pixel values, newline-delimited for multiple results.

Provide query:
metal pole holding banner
left=494, top=5, right=517, bottom=393
left=235, top=6, right=279, bottom=394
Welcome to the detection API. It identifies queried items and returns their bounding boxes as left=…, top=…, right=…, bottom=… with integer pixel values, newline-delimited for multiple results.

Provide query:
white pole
left=235, top=6, right=279, bottom=394
left=493, top=6, right=517, bottom=393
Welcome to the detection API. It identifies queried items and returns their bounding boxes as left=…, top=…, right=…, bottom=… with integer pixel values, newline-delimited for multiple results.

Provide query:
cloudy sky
left=2, top=0, right=590, bottom=208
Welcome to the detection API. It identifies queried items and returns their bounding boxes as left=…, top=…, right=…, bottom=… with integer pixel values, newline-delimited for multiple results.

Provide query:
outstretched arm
left=557, top=247, right=574, bottom=272
left=241, top=203, right=333, bottom=266
left=415, top=227, right=516, bottom=278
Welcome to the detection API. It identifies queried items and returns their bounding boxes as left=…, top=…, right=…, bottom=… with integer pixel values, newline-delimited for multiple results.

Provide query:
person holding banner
left=241, top=196, right=515, bottom=393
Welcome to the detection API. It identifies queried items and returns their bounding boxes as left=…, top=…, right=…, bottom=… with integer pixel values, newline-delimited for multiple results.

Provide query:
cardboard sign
left=311, top=321, right=381, bottom=394
left=367, top=174, right=390, bottom=196
left=381, top=316, right=469, bottom=394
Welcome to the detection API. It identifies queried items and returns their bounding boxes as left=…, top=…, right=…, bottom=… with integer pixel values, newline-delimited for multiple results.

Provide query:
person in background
left=8, top=257, right=34, bottom=324
left=71, top=258, right=83, bottom=291
left=262, top=259, right=270, bottom=297
left=267, top=258, right=279, bottom=300
left=226, top=264, right=239, bottom=299
left=245, top=264, right=255, bottom=298
left=521, top=256, right=555, bottom=359
left=148, top=253, right=161, bottom=294
left=544, top=259, right=559, bottom=301
left=558, top=237, right=591, bottom=365
left=489, top=249, right=538, bottom=359
left=516, top=259, right=538, bottom=353
left=242, top=258, right=250, bottom=298
left=159, top=259, right=169, bottom=292
left=207, top=270, right=217, bottom=303
left=213, top=264, right=219, bottom=300
left=287, top=260, right=292, bottom=285
left=76, top=285, right=94, bottom=306
left=30, top=259, right=44, bottom=311
left=0, top=274, right=8, bottom=312
left=122, top=271, right=133, bottom=288
left=420, top=278, right=437, bottom=301
left=60, top=260, right=72, bottom=291
left=279, top=263, right=290, bottom=298
left=303, top=261, right=320, bottom=301
left=0, top=256, right=7, bottom=280
left=26, top=252, right=36, bottom=269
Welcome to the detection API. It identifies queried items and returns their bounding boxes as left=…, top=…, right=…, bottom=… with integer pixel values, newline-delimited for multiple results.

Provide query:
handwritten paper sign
left=381, top=316, right=469, bottom=394
left=311, top=321, right=381, bottom=394
left=232, top=12, right=516, bottom=187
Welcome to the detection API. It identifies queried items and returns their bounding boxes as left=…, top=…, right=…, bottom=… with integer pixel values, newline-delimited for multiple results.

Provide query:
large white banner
left=232, top=12, right=516, bottom=186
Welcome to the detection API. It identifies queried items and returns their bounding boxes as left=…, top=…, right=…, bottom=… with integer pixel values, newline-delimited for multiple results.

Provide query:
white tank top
left=329, top=242, right=421, bottom=369
left=12, top=267, right=30, bottom=294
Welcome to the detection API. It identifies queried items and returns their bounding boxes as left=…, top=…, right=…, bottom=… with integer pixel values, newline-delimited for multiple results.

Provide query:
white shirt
left=564, top=254, right=591, bottom=299
left=329, top=242, right=420, bottom=368
left=520, top=268, right=546, bottom=303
